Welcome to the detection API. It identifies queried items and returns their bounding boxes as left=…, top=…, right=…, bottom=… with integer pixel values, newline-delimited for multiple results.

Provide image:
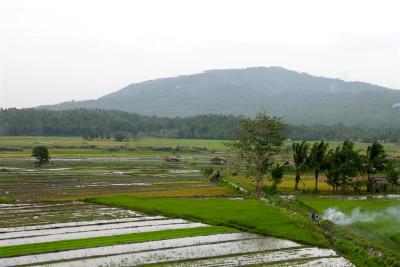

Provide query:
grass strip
left=88, top=196, right=328, bottom=247
left=0, top=226, right=236, bottom=258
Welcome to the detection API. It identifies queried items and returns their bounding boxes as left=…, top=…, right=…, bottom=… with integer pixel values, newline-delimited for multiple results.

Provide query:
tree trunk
left=340, top=176, right=346, bottom=193
left=366, top=173, right=373, bottom=192
left=255, top=170, right=264, bottom=198
left=314, top=170, right=319, bottom=191
left=295, top=173, right=300, bottom=191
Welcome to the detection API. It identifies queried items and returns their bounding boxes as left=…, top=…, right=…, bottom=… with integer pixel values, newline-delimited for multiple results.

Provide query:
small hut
left=370, top=176, right=390, bottom=193
left=210, top=157, right=226, bottom=165
left=166, top=155, right=181, bottom=162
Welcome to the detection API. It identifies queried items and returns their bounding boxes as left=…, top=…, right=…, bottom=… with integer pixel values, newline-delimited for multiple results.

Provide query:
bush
left=202, top=167, right=214, bottom=177
left=114, top=132, right=129, bottom=142
left=32, top=146, right=50, bottom=166
left=0, top=197, right=16, bottom=204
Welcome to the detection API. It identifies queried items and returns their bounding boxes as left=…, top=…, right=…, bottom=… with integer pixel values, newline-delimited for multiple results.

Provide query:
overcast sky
left=0, top=0, right=399, bottom=108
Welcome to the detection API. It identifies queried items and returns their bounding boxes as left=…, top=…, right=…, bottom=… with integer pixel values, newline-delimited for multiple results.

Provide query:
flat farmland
left=2, top=136, right=399, bottom=266
left=0, top=157, right=233, bottom=202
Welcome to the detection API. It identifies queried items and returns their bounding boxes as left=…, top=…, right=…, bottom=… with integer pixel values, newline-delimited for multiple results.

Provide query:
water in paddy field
left=0, top=202, right=140, bottom=228
left=0, top=202, right=354, bottom=267
left=0, top=156, right=354, bottom=266
left=0, top=157, right=211, bottom=202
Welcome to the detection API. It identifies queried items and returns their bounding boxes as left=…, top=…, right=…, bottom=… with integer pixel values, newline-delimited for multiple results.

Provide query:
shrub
left=114, top=132, right=129, bottom=142
left=32, top=146, right=50, bottom=166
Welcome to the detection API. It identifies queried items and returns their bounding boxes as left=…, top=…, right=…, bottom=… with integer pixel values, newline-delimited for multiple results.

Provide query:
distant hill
left=41, top=67, right=400, bottom=128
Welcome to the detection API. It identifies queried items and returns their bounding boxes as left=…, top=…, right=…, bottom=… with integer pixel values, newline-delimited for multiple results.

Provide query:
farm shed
left=370, top=176, right=390, bottom=193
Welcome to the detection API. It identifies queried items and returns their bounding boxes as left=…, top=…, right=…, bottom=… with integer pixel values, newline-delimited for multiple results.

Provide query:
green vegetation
left=3, top=108, right=400, bottom=142
left=40, top=67, right=400, bottom=128
left=0, top=196, right=16, bottom=204
left=292, top=141, right=310, bottom=191
left=385, top=158, right=400, bottom=191
left=0, top=136, right=228, bottom=158
left=302, top=197, right=400, bottom=266
left=31, top=146, right=50, bottom=166
left=0, top=134, right=399, bottom=265
left=308, top=141, right=329, bottom=191
left=230, top=112, right=286, bottom=196
left=0, top=226, right=235, bottom=258
left=365, top=141, right=387, bottom=192
left=325, top=141, right=364, bottom=193
left=89, top=196, right=328, bottom=247
left=113, top=131, right=129, bottom=142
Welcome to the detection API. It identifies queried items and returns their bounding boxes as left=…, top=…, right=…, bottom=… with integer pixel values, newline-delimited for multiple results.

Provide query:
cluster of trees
left=232, top=113, right=400, bottom=197
left=0, top=109, right=238, bottom=140
left=2, top=108, right=400, bottom=142
left=291, top=140, right=399, bottom=192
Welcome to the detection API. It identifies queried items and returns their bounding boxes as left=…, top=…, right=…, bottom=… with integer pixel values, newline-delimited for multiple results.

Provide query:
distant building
left=370, top=176, right=390, bottom=193
left=210, top=157, right=226, bottom=165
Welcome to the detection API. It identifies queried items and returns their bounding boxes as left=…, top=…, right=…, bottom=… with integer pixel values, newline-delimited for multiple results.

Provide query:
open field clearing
left=227, top=173, right=338, bottom=192
left=0, top=201, right=352, bottom=267
left=0, top=136, right=228, bottom=158
left=1, top=136, right=400, bottom=158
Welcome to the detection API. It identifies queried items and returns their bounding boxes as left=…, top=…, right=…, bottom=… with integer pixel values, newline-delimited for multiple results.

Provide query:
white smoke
left=322, top=206, right=400, bottom=226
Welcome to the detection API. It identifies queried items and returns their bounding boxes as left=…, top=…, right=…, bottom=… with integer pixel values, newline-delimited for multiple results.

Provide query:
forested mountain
left=41, top=67, right=400, bottom=128
left=2, top=108, right=400, bottom=142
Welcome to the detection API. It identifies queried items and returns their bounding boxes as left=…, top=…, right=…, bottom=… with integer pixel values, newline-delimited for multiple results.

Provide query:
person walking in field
left=310, top=211, right=320, bottom=225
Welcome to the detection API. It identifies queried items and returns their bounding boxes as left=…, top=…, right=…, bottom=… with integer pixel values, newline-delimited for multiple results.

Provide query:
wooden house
left=370, top=176, right=390, bottom=193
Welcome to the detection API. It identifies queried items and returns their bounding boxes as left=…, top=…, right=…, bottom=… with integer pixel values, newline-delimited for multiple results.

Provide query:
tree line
left=1, top=108, right=400, bottom=142
left=231, top=113, right=400, bottom=197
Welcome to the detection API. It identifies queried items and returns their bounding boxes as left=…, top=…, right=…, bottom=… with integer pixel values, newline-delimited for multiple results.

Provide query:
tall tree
left=308, top=141, right=329, bottom=191
left=292, top=141, right=310, bottom=191
left=270, top=163, right=285, bottom=190
left=385, top=158, right=400, bottom=192
left=326, top=141, right=362, bottom=192
left=365, top=142, right=387, bottom=192
left=230, top=112, right=286, bottom=197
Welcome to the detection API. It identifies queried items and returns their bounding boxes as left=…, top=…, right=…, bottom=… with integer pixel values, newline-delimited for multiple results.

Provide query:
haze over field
left=0, top=0, right=399, bottom=109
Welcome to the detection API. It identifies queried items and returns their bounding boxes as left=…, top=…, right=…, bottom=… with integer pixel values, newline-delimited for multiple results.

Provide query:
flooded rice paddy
left=0, top=156, right=353, bottom=266
left=0, top=202, right=353, bottom=266
left=0, top=202, right=139, bottom=228
left=0, top=157, right=214, bottom=201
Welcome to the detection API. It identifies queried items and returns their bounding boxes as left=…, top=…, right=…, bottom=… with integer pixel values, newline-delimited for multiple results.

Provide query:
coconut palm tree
left=365, top=142, right=386, bottom=192
left=326, top=141, right=362, bottom=193
left=385, top=158, right=400, bottom=192
left=308, top=141, right=329, bottom=191
left=292, top=141, right=310, bottom=190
